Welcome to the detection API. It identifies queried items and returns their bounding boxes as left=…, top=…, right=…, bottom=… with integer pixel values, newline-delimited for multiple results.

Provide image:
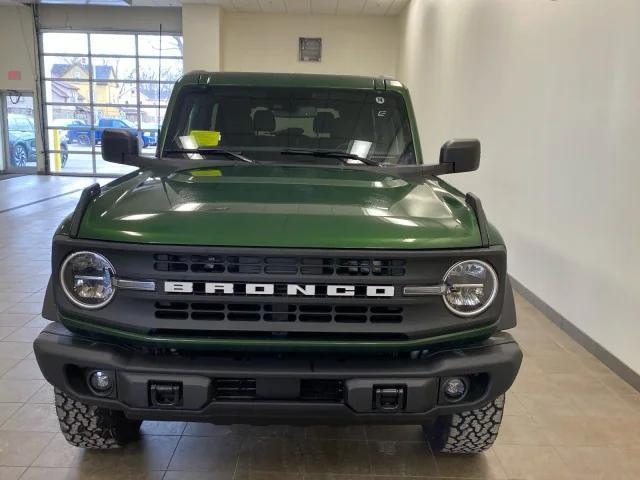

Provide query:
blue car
left=67, top=118, right=158, bottom=148
left=54, top=119, right=92, bottom=145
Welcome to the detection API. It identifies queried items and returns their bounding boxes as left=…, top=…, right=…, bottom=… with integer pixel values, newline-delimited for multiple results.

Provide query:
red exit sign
left=8, top=71, right=21, bottom=81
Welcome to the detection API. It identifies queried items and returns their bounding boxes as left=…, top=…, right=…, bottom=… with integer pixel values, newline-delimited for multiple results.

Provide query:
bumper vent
left=155, top=302, right=403, bottom=324
left=153, top=254, right=405, bottom=276
left=214, top=378, right=256, bottom=400
left=213, top=378, right=344, bottom=402
left=300, top=379, right=344, bottom=402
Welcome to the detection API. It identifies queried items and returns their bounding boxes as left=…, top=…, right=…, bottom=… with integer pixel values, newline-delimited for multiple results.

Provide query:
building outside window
left=41, top=31, right=183, bottom=175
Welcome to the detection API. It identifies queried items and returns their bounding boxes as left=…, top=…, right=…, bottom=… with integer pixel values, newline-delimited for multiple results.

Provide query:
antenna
left=157, top=24, right=162, bottom=141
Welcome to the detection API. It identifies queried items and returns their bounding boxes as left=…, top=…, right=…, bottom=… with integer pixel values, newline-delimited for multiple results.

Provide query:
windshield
left=163, top=86, right=416, bottom=165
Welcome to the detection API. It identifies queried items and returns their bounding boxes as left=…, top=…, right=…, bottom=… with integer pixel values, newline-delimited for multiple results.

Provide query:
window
left=41, top=31, right=183, bottom=175
left=164, top=86, right=415, bottom=165
left=2, top=92, right=36, bottom=173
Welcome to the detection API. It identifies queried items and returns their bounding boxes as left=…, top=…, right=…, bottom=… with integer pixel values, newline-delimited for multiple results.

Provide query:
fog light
left=89, top=370, right=113, bottom=393
left=443, top=377, right=467, bottom=400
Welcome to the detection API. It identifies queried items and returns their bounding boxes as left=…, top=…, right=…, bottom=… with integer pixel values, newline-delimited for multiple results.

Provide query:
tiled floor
left=0, top=175, right=638, bottom=480
left=0, top=176, right=96, bottom=213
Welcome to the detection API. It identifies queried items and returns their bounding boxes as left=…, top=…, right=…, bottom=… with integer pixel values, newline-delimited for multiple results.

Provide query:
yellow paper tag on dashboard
left=190, top=130, right=221, bottom=147
left=191, top=169, right=222, bottom=177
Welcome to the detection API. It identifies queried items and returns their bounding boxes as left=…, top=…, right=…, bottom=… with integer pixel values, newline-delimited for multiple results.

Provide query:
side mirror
left=102, top=129, right=139, bottom=164
left=439, top=139, right=480, bottom=173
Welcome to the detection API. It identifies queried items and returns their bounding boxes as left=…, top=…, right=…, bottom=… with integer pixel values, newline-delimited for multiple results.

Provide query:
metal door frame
left=1, top=90, right=38, bottom=174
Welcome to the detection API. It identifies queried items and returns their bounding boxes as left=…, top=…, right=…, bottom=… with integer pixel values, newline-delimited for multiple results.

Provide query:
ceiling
left=0, top=0, right=410, bottom=15
left=186, top=0, right=410, bottom=15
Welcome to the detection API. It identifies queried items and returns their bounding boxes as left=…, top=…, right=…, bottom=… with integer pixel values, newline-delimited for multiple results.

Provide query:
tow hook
left=149, top=381, right=183, bottom=407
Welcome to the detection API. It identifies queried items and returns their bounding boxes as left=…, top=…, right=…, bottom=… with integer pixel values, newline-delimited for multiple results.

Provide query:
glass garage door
left=40, top=31, right=183, bottom=175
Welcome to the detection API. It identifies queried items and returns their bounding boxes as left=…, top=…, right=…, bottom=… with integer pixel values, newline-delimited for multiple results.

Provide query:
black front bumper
left=34, top=323, right=522, bottom=425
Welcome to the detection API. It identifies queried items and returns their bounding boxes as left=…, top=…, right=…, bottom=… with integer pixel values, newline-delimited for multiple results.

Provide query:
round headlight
left=442, top=260, right=498, bottom=317
left=60, top=251, right=116, bottom=309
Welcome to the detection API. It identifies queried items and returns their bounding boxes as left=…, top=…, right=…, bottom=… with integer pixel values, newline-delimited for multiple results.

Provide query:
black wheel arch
left=496, top=277, right=517, bottom=330
left=42, top=277, right=58, bottom=321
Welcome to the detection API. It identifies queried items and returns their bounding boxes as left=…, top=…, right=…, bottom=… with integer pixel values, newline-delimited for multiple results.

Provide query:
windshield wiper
left=280, top=149, right=380, bottom=166
left=164, top=148, right=254, bottom=163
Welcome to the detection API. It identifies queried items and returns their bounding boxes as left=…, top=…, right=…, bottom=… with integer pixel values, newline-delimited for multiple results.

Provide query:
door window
left=2, top=92, right=37, bottom=173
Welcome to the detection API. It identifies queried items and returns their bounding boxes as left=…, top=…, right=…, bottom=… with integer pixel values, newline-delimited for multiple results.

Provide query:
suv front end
left=34, top=72, right=521, bottom=453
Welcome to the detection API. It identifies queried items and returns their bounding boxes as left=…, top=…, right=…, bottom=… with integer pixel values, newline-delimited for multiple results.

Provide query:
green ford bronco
left=34, top=72, right=522, bottom=453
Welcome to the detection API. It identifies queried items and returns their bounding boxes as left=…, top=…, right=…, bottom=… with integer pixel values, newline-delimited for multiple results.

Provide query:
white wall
left=182, top=5, right=222, bottom=72
left=0, top=5, right=44, bottom=171
left=398, top=0, right=640, bottom=374
left=221, top=12, right=399, bottom=76
left=0, top=6, right=37, bottom=92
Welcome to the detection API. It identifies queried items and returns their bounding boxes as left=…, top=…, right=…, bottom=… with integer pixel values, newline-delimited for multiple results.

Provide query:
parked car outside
left=50, top=118, right=91, bottom=146
left=66, top=117, right=157, bottom=148
left=9, top=113, right=68, bottom=168
left=141, top=122, right=160, bottom=149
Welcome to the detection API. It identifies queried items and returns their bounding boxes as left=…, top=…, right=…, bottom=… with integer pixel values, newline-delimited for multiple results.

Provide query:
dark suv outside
left=9, top=114, right=68, bottom=167
left=8, top=114, right=68, bottom=168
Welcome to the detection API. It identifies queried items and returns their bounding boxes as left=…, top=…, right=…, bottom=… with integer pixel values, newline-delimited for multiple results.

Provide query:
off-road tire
left=423, top=394, right=505, bottom=454
left=55, top=388, right=141, bottom=449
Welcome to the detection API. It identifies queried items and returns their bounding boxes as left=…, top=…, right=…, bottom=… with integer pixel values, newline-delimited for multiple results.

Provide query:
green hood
left=77, top=165, right=482, bottom=249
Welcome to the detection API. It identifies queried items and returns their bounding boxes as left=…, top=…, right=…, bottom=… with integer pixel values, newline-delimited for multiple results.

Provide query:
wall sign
left=299, top=38, right=322, bottom=62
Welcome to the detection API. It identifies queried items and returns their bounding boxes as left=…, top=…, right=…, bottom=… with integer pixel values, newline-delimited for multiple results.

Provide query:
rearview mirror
left=439, top=139, right=480, bottom=173
left=102, top=129, right=139, bottom=164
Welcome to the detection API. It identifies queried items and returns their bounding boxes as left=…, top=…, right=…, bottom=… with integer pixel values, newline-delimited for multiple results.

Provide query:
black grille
left=214, top=378, right=256, bottom=400
left=154, top=254, right=405, bottom=276
left=300, top=379, right=344, bottom=402
left=213, top=378, right=344, bottom=402
left=54, top=240, right=506, bottom=346
left=155, top=301, right=403, bottom=324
